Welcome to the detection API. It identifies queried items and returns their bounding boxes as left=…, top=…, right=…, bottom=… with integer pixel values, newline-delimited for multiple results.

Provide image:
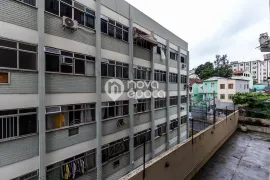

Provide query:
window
left=46, top=149, right=96, bottom=180
left=11, top=170, right=38, bottom=180
left=170, top=96, right=178, bottom=106
left=156, top=43, right=166, bottom=55
left=102, top=101, right=129, bottom=120
left=181, top=96, right=187, bottom=104
left=134, top=29, right=151, bottom=50
left=0, top=38, right=37, bottom=70
left=134, top=66, right=151, bottom=80
left=101, top=16, right=129, bottom=42
left=220, top=94, right=225, bottom=99
left=228, top=94, right=233, bottom=100
left=181, top=54, right=187, bottom=64
left=0, top=108, right=37, bottom=140
left=169, top=73, right=178, bottom=83
left=45, top=47, right=95, bottom=76
left=253, top=67, right=256, bottom=69
left=155, top=98, right=166, bottom=109
left=228, top=84, right=233, bottom=89
left=45, top=0, right=95, bottom=29
left=155, top=123, right=167, bottom=137
left=0, top=72, right=9, bottom=84
left=101, top=60, right=128, bottom=78
left=181, top=115, right=187, bottom=124
left=247, top=84, right=249, bottom=89
left=244, top=84, right=246, bottom=89
left=220, top=84, right=225, bottom=89
left=134, top=99, right=151, bottom=113
left=46, top=103, right=95, bottom=130
left=170, top=119, right=178, bottom=130
left=170, top=48, right=178, bottom=60
left=154, top=70, right=166, bottom=82
left=102, top=137, right=129, bottom=163
left=181, top=75, right=187, bottom=84
left=134, top=129, right=151, bottom=148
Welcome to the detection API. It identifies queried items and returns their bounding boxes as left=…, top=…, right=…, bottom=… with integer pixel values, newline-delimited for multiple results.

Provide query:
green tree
left=213, top=54, right=232, bottom=78
left=195, top=62, right=214, bottom=80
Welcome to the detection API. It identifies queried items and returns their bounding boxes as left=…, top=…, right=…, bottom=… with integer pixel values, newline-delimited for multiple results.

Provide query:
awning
left=133, top=27, right=158, bottom=46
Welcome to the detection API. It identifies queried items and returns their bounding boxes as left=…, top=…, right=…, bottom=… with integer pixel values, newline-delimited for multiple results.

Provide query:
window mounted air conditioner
left=63, top=16, right=78, bottom=31
left=61, top=57, right=73, bottom=65
left=117, top=119, right=125, bottom=127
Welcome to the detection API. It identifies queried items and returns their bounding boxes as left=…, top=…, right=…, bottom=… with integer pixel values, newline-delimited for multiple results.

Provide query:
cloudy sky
left=126, top=0, right=269, bottom=69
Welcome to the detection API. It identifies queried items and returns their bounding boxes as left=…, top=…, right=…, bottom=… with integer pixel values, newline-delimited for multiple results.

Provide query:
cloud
left=126, top=0, right=269, bottom=68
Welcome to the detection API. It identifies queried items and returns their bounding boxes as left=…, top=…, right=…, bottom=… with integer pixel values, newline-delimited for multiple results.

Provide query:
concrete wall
left=120, top=111, right=239, bottom=180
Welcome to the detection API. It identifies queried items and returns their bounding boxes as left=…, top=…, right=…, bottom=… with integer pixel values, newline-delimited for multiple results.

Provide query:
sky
left=126, top=0, right=270, bottom=69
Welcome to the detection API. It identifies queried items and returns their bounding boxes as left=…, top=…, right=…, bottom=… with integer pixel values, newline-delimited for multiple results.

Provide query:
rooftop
left=193, top=130, right=270, bottom=180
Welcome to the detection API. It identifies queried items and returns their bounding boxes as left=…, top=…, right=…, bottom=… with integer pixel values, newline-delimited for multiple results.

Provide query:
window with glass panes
left=46, top=103, right=95, bottom=130
left=0, top=38, right=37, bottom=70
left=169, top=73, right=178, bottom=83
left=156, top=43, right=166, bottom=55
left=134, top=99, right=151, bottom=113
left=155, top=98, right=166, bottom=109
left=181, top=96, right=187, bottom=104
left=181, top=54, right=187, bottom=64
left=45, top=47, right=95, bottom=76
left=170, top=119, right=178, bottom=130
left=134, top=66, right=151, bottom=80
left=154, top=70, right=166, bottom=82
left=46, top=149, right=96, bottom=180
left=181, top=115, right=187, bottom=124
left=102, top=137, right=129, bottom=163
left=181, top=75, right=187, bottom=84
left=101, top=16, right=129, bottom=42
left=170, top=48, right=178, bottom=60
left=45, top=0, right=95, bottom=29
left=170, top=96, right=178, bottom=106
left=102, top=101, right=129, bottom=120
left=0, top=108, right=37, bottom=141
left=101, top=60, right=128, bottom=78
left=155, top=122, right=167, bottom=137
left=134, top=129, right=151, bottom=148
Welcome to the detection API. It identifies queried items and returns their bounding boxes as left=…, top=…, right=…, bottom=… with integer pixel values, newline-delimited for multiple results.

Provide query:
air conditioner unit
left=61, top=57, right=73, bottom=65
left=63, top=16, right=78, bottom=31
left=117, top=119, right=125, bottom=126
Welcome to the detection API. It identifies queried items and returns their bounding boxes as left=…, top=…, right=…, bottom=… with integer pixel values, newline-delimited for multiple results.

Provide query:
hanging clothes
left=72, top=162, right=77, bottom=179
left=80, top=159, right=85, bottom=174
left=63, top=164, right=70, bottom=180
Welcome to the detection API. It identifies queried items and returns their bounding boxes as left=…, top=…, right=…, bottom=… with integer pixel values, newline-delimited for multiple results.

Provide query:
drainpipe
left=95, top=0, right=102, bottom=180
left=37, top=0, right=46, bottom=179
left=186, top=51, right=190, bottom=139
left=166, top=40, right=170, bottom=150
left=177, top=46, right=181, bottom=144
left=150, top=32, right=155, bottom=159
left=128, top=4, right=135, bottom=170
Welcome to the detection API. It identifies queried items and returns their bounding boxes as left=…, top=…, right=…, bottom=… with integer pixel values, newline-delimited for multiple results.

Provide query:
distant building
left=189, top=68, right=198, bottom=79
left=230, top=60, right=264, bottom=83
left=192, top=77, right=249, bottom=104
left=253, top=84, right=268, bottom=92
left=231, top=70, right=253, bottom=89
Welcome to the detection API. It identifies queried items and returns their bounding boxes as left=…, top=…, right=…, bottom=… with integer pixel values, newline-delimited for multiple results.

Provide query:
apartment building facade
left=0, top=0, right=189, bottom=180
left=193, top=77, right=249, bottom=104
left=230, top=60, right=264, bottom=83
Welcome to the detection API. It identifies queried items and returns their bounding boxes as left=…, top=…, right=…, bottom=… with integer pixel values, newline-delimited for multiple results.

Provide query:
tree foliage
left=195, top=54, right=232, bottom=80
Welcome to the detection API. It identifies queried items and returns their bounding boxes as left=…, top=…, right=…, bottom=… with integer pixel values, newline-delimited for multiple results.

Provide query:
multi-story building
left=192, top=77, right=249, bottom=104
left=231, top=70, right=253, bottom=89
left=0, top=0, right=189, bottom=180
left=230, top=60, right=264, bottom=83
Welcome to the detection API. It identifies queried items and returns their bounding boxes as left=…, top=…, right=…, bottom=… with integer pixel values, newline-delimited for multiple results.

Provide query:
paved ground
left=193, top=130, right=270, bottom=180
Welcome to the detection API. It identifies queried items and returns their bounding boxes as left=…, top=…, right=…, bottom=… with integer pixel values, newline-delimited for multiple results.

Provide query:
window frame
left=134, top=66, right=151, bottom=81
left=45, top=103, right=96, bottom=131
left=45, top=47, right=95, bottom=76
left=0, top=108, right=38, bottom=141
left=169, top=73, right=178, bottom=83
left=101, top=60, right=129, bottom=79
left=169, top=96, right=178, bottom=106
left=0, top=38, right=38, bottom=71
left=155, top=98, right=166, bottom=109
left=102, top=101, right=129, bottom=120
left=101, top=15, right=129, bottom=42
left=154, top=70, right=167, bottom=82
left=134, top=99, right=151, bottom=114
left=45, top=0, right=96, bottom=30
